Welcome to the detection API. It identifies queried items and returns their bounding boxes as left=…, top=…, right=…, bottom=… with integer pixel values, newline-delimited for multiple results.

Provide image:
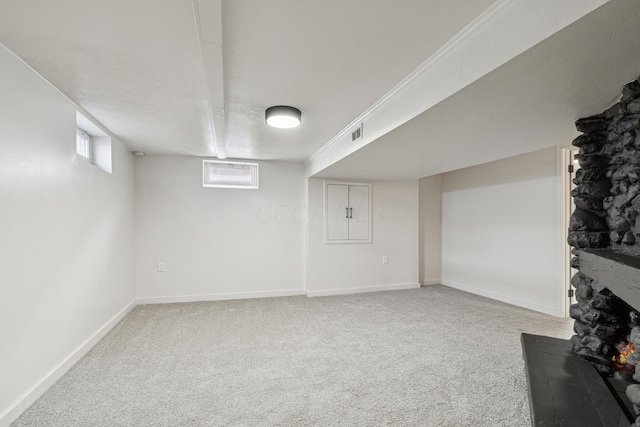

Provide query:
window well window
left=76, top=129, right=92, bottom=161
left=76, top=111, right=112, bottom=173
left=203, top=160, right=259, bottom=189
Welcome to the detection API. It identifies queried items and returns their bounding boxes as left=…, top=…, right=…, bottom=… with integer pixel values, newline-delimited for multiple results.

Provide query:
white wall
left=441, top=148, right=563, bottom=317
left=135, top=156, right=305, bottom=302
left=307, top=178, right=419, bottom=295
left=0, top=46, right=136, bottom=425
left=419, top=175, right=442, bottom=285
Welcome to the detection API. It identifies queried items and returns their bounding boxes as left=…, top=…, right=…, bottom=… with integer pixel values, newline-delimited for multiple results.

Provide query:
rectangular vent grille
left=351, top=124, right=363, bottom=142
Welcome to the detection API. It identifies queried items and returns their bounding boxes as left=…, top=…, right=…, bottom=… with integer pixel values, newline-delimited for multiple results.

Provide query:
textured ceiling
left=0, top=0, right=213, bottom=155
left=0, top=0, right=494, bottom=161
left=0, top=0, right=636, bottom=179
left=222, top=0, right=495, bottom=161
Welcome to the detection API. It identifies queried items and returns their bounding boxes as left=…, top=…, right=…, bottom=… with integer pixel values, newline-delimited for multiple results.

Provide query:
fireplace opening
left=613, top=340, right=636, bottom=376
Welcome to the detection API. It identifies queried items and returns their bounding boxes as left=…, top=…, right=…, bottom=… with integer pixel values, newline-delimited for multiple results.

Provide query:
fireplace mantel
left=579, top=249, right=640, bottom=312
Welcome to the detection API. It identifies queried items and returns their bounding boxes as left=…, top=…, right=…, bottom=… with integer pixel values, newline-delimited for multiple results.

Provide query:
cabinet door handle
left=346, top=207, right=349, bottom=218
left=349, top=207, right=353, bottom=219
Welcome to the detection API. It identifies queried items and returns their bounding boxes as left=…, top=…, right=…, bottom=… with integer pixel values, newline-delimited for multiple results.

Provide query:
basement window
left=76, top=129, right=92, bottom=161
left=203, top=160, right=259, bottom=189
left=76, top=111, right=112, bottom=173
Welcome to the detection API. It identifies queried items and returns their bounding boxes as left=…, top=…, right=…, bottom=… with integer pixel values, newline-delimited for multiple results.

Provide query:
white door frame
left=560, top=146, right=578, bottom=317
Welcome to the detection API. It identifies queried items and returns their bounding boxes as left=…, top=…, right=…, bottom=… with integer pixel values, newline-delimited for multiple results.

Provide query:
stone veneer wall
left=568, top=76, right=640, bottom=373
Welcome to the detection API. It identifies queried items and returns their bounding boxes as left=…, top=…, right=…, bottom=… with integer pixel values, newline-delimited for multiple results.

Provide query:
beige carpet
left=12, top=286, right=573, bottom=426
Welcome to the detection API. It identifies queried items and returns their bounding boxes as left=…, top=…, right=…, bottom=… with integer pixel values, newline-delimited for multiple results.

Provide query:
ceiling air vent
left=351, top=124, right=363, bottom=142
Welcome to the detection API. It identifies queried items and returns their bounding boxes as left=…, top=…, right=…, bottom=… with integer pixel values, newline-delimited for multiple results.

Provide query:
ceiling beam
left=192, top=0, right=227, bottom=159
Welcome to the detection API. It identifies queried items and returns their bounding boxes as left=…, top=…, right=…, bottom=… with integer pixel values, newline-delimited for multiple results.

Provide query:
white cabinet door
left=324, top=181, right=371, bottom=244
left=347, top=185, right=369, bottom=240
left=326, top=184, right=349, bottom=241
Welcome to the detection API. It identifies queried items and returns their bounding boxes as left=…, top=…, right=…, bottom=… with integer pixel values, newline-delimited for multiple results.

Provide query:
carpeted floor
left=12, top=286, right=574, bottom=426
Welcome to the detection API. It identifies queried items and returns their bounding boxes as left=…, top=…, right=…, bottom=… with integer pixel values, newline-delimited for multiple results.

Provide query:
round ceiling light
left=265, top=106, right=301, bottom=128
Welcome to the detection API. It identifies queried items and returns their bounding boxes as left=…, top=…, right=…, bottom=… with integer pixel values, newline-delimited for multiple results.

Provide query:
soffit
left=314, top=0, right=640, bottom=180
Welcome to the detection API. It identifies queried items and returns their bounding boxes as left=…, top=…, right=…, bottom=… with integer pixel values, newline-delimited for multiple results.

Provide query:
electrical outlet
left=157, top=262, right=165, bottom=272
left=382, top=256, right=388, bottom=264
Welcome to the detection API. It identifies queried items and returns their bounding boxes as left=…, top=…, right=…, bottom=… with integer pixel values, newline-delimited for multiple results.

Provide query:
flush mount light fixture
left=265, top=106, right=301, bottom=128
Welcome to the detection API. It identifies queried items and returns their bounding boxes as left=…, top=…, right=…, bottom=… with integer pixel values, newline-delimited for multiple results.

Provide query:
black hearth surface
left=521, top=333, right=634, bottom=427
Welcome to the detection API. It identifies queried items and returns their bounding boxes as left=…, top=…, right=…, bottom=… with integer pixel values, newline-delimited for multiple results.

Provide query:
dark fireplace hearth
left=523, top=75, right=640, bottom=427
left=521, top=333, right=633, bottom=426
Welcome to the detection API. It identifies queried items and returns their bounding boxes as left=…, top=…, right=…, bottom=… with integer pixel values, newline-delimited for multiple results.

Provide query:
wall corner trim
left=0, top=300, right=137, bottom=427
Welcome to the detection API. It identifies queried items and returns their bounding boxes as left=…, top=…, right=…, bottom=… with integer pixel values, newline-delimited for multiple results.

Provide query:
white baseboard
left=2, top=284, right=425, bottom=426
left=0, top=299, right=137, bottom=427
left=136, top=289, right=306, bottom=305
left=441, top=279, right=563, bottom=317
left=306, top=283, right=420, bottom=297
left=421, top=279, right=441, bottom=286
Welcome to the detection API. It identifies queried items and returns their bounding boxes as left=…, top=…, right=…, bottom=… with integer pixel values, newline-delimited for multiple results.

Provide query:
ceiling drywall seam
left=191, top=0, right=226, bottom=159
left=303, top=0, right=610, bottom=179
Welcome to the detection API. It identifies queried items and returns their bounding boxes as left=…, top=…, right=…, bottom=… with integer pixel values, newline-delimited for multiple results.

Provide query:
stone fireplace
left=523, top=75, right=640, bottom=427
left=567, top=75, right=640, bottom=425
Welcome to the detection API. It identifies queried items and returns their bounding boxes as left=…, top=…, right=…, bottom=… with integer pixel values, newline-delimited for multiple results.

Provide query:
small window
left=76, top=129, right=92, bottom=161
left=76, top=111, right=112, bottom=173
left=203, top=160, right=259, bottom=189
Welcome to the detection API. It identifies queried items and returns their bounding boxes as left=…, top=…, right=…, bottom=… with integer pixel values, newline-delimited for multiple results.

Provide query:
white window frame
left=76, top=129, right=92, bottom=162
left=203, top=160, right=259, bottom=189
left=76, top=111, right=112, bottom=173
